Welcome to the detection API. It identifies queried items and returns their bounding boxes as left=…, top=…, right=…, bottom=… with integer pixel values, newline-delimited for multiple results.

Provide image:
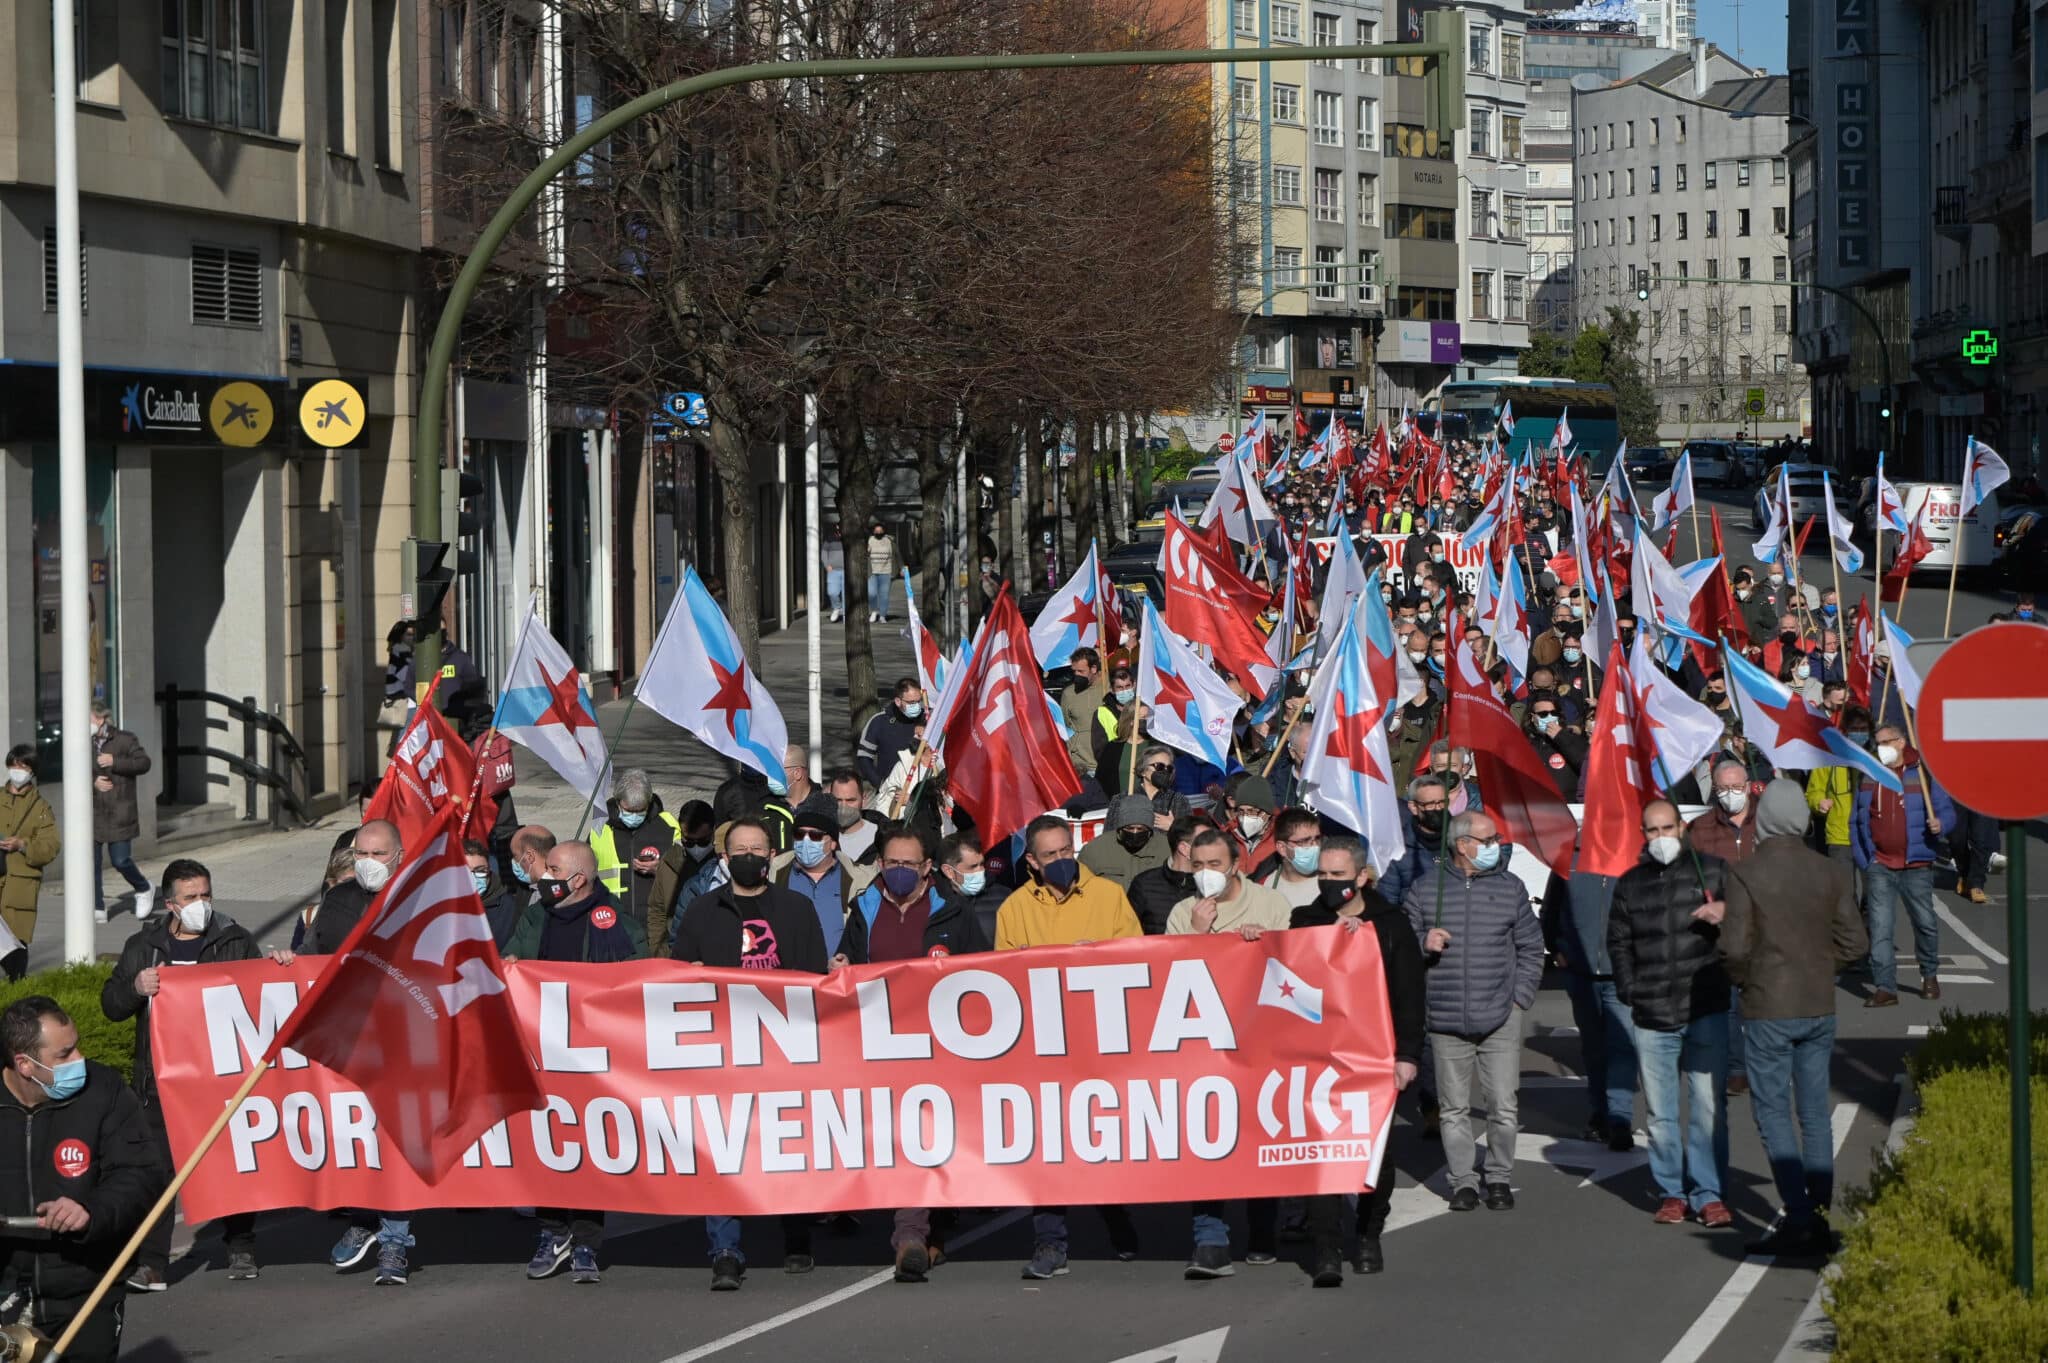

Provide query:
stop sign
left=1217, top=434, right=1236, bottom=455
left=1917, top=622, right=2048, bottom=820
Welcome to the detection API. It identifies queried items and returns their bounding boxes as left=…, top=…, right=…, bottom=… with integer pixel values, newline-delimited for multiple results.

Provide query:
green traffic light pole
left=1634, top=273, right=1897, bottom=459
left=407, top=39, right=1464, bottom=687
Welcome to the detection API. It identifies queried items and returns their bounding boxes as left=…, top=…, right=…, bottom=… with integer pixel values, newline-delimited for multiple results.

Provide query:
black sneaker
left=1449, top=1186, right=1481, bottom=1212
left=1420, top=1097, right=1442, bottom=1140
left=1104, top=1207, right=1141, bottom=1262
left=1352, top=1237, right=1384, bottom=1274
left=894, top=1243, right=930, bottom=1284
left=1311, top=1252, right=1344, bottom=1288
left=1483, top=1183, right=1515, bottom=1211
left=1607, top=1122, right=1635, bottom=1152
left=1745, top=1222, right=1829, bottom=1258
left=783, top=1254, right=815, bottom=1274
left=225, top=1251, right=260, bottom=1281
left=710, top=1254, right=745, bottom=1290
left=1184, top=1245, right=1235, bottom=1279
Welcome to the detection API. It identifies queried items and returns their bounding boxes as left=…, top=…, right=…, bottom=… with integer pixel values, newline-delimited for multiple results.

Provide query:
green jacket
left=504, top=892, right=650, bottom=962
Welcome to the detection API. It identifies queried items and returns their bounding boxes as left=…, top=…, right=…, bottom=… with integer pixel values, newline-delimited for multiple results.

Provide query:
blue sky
left=1694, top=0, right=1789, bottom=74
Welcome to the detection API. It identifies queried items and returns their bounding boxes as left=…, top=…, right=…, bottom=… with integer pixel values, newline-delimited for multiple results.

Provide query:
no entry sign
left=1917, top=622, right=2048, bottom=820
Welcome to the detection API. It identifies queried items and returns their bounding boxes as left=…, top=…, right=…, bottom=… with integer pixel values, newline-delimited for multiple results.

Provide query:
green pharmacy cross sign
left=1964, top=329, right=2000, bottom=365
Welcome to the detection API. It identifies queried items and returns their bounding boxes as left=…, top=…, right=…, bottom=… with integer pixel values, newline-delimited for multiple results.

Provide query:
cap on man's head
left=793, top=794, right=839, bottom=837
left=1107, top=793, right=1154, bottom=831
left=1234, top=775, right=1278, bottom=813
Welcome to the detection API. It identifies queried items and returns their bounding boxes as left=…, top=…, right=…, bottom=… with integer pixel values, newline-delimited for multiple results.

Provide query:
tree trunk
left=916, top=423, right=949, bottom=645
left=1069, top=416, right=1098, bottom=557
left=830, top=401, right=882, bottom=739
left=1023, top=415, right=1049, bottom=592
left=707, top=415, right=764, bottom=671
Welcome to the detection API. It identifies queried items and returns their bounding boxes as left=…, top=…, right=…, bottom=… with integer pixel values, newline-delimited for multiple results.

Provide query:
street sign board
left=1744, top=387, right=1767, bottom=416
left=1917, top=623, right=2048, bottom=820
left=1217, top=434, right=1236, bottom=454
left=663, top=391, right=709, bottom=427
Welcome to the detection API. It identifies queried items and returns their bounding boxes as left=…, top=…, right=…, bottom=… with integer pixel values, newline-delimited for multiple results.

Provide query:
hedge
left=0, top=961, right=135, bottom=1086
left=1831, top=1012, right=2048, bottom=1361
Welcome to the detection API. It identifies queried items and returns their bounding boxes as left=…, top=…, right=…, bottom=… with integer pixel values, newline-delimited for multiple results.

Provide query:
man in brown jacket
left=1687, top=761, right=1762, bottom=864
left=1715, top=779, right=1868, bottom=1258
left=89, top=701, right=153, bottom=923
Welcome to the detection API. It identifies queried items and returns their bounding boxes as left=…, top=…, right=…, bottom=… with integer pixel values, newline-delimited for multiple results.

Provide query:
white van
left=1895, top=482, right=2000, bottom=570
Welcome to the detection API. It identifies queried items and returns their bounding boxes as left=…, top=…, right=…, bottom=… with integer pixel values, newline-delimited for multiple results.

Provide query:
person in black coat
left=0, top=996, right=163, bottom=1360
left=307, top=819, right=402, bottom=955
left=1126, top=816, right=1203, bottom=935
left=102, top=857, right=285, bottom=1286
left=1525, top=695, right=1590, bottom=798
left=1295, top=832, right=1426, bottom=1286
left=462, top=839, right=523, bottom=950
left=935, top=835, right=1009, bottom=947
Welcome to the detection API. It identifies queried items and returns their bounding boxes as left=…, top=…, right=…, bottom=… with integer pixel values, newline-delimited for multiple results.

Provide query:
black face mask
left=1413, top=808, right=1446, bottom=837
left=727, top=854, right=770, bottom=889
left=1316, top=879, right=1359, bottom=912
left=1116, top=828, right=1153, bottom=854
left=537, top=877, right=574, bottom=906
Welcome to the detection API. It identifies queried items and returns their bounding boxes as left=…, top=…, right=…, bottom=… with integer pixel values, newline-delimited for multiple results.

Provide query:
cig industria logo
left=120, top=383, right=203, bottom=434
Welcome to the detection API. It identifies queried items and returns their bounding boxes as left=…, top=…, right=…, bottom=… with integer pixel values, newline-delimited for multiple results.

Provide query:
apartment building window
left=1471, top=270, right=1494, bottom=319
left=1274, top=84, right=1300, bottom=122
left=1773, top=303, right=1788, bottom=332
left=41, top=227, right=86, bottom=314
left=1677, top=260, right=1689, bottom=283
left=1272, top=3, right=1301, bottom=40
left=1388, top=122, right=1449, bottom=159
left=1274, top=246, right=1304, bottom=285
left=1705, top=209, right=1718, bottom=238
left=1385, top=203, right=1457, bottom=239
left=1649, top=116, right=1660, bottom=144
left=1774, top=352, right=1789, bottom=374
left=1233, top=0, right=1256, bottom=35
left=1677, top=212, right=1688, bottom=239
left=1679, top=359, right=1690, bottom=381
left=1356, top=97, right=1378, bottom=149
left=1393, top=286, right=1458, bottom=320
left=1650, top=214, right=1661, bottom=242
left=163, top=0, right=269, bottom=131
left=1502, top=32, right=1522, bottom=79
left=1505, top=273, right=1526, bottom=321
left=1470, top=188, right=1494, bottom=234
left=1605, top=170, right=1614, bottom=195
left=1678, top=308, right=1690, bottom=336
left=1737, top=158, right=1751, bottom=186
left=1706, top=258, right=1719, bottom=279
left=1504, top=115, right=1522, bottom=160
left=1314, top=168, right=1342, bottom=221
left=1357, top=249, right=1381, bottom=302
left=1273, top=164, right=1303, bottom=203
left=1739, top=305, right=1753, bottom=333
left=1772, top=156, right=1787, bottom=184
left=1773, top=206, right=1787, bottom=232
left=1738, top=208, right=1751, bottom=236
left=1314, top=91, right=1341, bottom=145
left=1738, top=256, right=1752, bottom=279
left=1313, top=246, right=1342, bottom=298
left=1604, top=123, right=1613, bottom=150
left=1531, top=251, right=1549, bottom=274
left=1526, top=203, right=1548, bottom=233
left=1556, top=205, right=1573, bottom=231
left=1355, top=17, right=1378, bottom=71
left=1774, top=255, right=1788, bottom=281
left=1607, top=264, right=1617, bottom=292
left=1356, top=173, right=1378, bottom=224
left=1676, top=115, right=1686, bottom=142
left=1555, top=251, right=1572, bottom=279
left=1678, top=402, right=1690, bottom=421
left=1503, top=196, right=1523, bottom=240
left=327, top=0, right=353, bottom=152
left=1469, top=25, right=1491, bottom=72
left=190, top=243, right=262, bottom=327
left=1626, top=119, right=1637, bottom=149
left=1255, top=333, right=1287, bottom=368
left=1650, top=164, right=1661, bottom=192
left=1705, top=160, right=1718, bottom=189
left=1232, top=158, right=1258, bottom=201
left=1674, top=164, right=1688, bottom=192
left=1654, top=357, right=1666, bottom=380
left=1626, top=168, right=1636, bottom=195
left=1312, top=11, right=1339, bottom=60
left=1233, top=78, right=1258, bottom=120
left=1470, top=106, right=1493, bottom=156
left=1626, top=215, right=1637, bottom=244
left=1740, top=354, right=1753, bottom=378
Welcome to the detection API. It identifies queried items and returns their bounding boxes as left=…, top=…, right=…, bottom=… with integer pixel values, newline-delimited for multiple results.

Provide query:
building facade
left=0, top=0, right=422, bottom=847
left=1573, top=43, right=1812, bottom=442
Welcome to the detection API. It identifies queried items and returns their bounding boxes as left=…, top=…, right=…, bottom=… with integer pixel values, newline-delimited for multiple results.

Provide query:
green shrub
left=1907, top=1008, right=2048, bottom=1084
left=1831, top=1023, right=2048, bottom=1360
left=0, top=962, right=135, bottom=1085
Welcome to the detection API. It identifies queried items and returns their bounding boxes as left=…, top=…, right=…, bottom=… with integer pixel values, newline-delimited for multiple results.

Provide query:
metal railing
left=155, top=685, right=314, bottom=828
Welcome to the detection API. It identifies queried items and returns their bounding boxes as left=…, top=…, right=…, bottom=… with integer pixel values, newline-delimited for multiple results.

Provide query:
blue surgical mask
left=793, top=837, right=828, bottom=869
left=619, top=809, right=648, bottom=829
left=1114, top=687, right=1135, bottom=705
left=1288, top=845, right=1320, bottom=875
left=30, top=1057, right=85, bottom=1102
left=957, top=870, right=987, bottom=896
left=471, top=868, right=491, bottom=895
left=511, top=860, right=534, bottom=886
left=1821, top=604, right=1838, bottom=618
left=1562, top=647, right=1582, bottom=664
left=900, top=701, right=925, bottom=720
left=1471, top=842, right=1503, bottom=872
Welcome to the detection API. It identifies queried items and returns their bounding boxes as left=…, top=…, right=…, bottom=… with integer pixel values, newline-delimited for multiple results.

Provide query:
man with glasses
left=834, top=828, right=988, bottom=1283
left=1256, top=809, right=1328, bottom=911
left=772, top=796, right=872, bottom=957
left=1378, top=775, right=1452, bottom=908
left=1134, top=745, right=1191, bottom=826
left=1402, top=812, right=1543, bottom=1213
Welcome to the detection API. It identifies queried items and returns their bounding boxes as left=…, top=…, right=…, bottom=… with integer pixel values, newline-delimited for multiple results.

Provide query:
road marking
left=1936, top=974, right=1994, bottom=985
left=1943, top=698, right=2048, bottom=741
left=1106, top=1327, right=1231, bottom=1363
left=1655, top=1103, right=1857, bottom=1363
left=1908, top=1026, right=1930, bottom=1037
left=1521, top=1074, right=1589, bottom=1089
left=1944, top=954, right=1987, bottom=971
left=1934, top=900, right=2009, bottom=966
left=657, top=1208, right=1028, bottom=1363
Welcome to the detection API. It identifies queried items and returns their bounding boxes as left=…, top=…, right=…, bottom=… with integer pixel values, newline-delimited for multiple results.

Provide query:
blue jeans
left=1728, top=986, right=1745, bottom=1078
left=868, top=573, right=892, bottom=616
left=1863, top=863, right=1940, bottom=991
left=350, top=1212, right=413, bottom=1247
left=826, top=568, right=845, bottom=614
left=706, top=1215, right=743, bottom=1264
left=95, top=840, right=149, bottom=914
left=1742, top=1015, right=1837, bottom=1229
left=1560, top=971, right=1638, bottom=1127
left=1635, top=1012, right=1730, bottom=1209
left=1033, top=1207, right=1067, bottom=1251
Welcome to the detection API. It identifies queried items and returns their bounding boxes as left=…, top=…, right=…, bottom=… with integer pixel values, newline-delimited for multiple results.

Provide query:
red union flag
left=1576, top=644, right=1657, bottom=876
left=1161, top=511, right=1276, bottom=698
left=152, top=929, right=1399, bottom=1221
left=261, top=807, right=544, bottom=1182
left=1446, top=641, right=1578, bottom=875
left=363, top=699, right=494, bottom=847
left=939, top=585, right=1081, bottom=848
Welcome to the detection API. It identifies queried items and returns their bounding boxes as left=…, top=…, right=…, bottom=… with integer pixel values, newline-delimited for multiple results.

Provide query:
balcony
left=1966, top=146, right=2031, bottom=223
left=1935, top=184, right=1971, bottom=239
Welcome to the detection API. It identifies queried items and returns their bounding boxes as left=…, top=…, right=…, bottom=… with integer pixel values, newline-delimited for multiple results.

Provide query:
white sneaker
left=133, top=888, right=155, bottom=919
left=93, top=909, right=109, bottom=925
left=1991, top=851, right=2009, bottom=872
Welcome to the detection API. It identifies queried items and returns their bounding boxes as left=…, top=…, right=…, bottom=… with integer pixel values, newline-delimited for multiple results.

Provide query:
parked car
left=1733, top=444, right=1767, bottom=482
left=1140, top=479, right=1219, bottom=521
left=1681, top=440, right=1741, bottom=487
left=1750, top=463, right=1836, bottom=535
left=1996, top=507, right=2048, bottom=590
left=1624, top=445, right=1678, bottom=483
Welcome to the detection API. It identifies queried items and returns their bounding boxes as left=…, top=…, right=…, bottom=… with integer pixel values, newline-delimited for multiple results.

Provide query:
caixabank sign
left=0, top=362, right=366, bottom=450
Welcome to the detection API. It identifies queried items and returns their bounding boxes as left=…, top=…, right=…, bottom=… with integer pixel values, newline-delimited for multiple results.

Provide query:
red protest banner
left=153, top=929, right=1397, bottom=1222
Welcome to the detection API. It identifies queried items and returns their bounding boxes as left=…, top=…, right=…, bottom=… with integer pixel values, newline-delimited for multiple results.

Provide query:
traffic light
left=1879, top=387, right=1894, bottom=421
left=1422, top=10, right=1465, bottom=140
left=402, top=538, right=452, bottom=627
left=442, top=465, right=484, bottom=577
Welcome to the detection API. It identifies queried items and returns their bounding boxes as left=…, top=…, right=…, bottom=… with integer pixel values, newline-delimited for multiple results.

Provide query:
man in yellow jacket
left=995, top=813, right=1143, bottom=1280
left=1805, top=706, right=1870, bottom=895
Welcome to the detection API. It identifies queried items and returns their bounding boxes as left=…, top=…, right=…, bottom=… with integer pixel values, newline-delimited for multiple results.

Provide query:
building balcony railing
left=1967, top=147, right=2031, bottom=222
left=1935, top=185, right=1969, bottom=226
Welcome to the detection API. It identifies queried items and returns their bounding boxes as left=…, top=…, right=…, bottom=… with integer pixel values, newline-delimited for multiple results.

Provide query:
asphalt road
left=116, top=486, right=2047, bottom=1363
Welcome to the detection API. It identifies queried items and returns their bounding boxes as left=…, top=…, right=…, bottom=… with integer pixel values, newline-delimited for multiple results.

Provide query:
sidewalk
left=28, top=616, right=916, bottom=972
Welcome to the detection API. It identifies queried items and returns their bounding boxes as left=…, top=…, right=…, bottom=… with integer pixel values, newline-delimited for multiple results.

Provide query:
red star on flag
left=1278, top=980, right=1295, bottom=998
left=1228, top=482, right=1249, bottom=515
left=1322, top=692, right=1387, bottom=784
left=704, top=658, right=753, bottom=739
left=1057, top=592, right=1098, bottom=638
left=1153, top=665, right=1197, bottom=724
left=1751, top=689, right=1834, bottom=750
left=536, top=661, right=596, bottom=735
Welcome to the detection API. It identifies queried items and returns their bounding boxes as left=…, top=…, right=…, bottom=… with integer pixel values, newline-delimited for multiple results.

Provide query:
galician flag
left=492, top=602, right=611, bottom=813
left=1137, top=598, right=1243, bottom=772
left=1028, top=540, right=1103, bottom=671
left=1961, top=435, right=2011, bottom=521
left=639, top=565, right=791, bottom=791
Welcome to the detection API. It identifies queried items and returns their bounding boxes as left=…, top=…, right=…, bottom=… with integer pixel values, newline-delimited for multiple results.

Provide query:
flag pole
left=574, top=693, right=636, bottom=833
left=1261, top=701, right=1306, bottom=777
left=1941, top=524, right=1964, bottom=638
left=48, top=1061, right=274, bottom=1361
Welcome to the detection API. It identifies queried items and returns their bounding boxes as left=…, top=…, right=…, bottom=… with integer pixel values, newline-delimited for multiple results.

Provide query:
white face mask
left=1646, top=836, right=1684, bottom=866
left=1408, top=649, right=1427, bottom=664
left=354, top=856, right=393, bottom=892
left=1877, top=743, right=1902, bottom=768
left=1716, top=788, right=1748, bottom=815
left=176, top=898, right=213, bottom=933
left=1193, top=868, right=1229, bottom=898
left=1237, top=812, right=1268, bottom=840
left=3, top=769, right=28, bottom=788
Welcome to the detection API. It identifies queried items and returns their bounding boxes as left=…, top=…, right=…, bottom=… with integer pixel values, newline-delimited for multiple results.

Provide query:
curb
left=1769, top=1070, right=1920, bottom=1363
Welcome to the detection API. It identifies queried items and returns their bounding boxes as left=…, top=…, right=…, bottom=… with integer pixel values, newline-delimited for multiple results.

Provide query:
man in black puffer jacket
left=1125, top=816, right=1204, bottom=935
left=1607, top=799, right=1733, bottom=1230
left=0, top=995, right=162, bottom=1360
